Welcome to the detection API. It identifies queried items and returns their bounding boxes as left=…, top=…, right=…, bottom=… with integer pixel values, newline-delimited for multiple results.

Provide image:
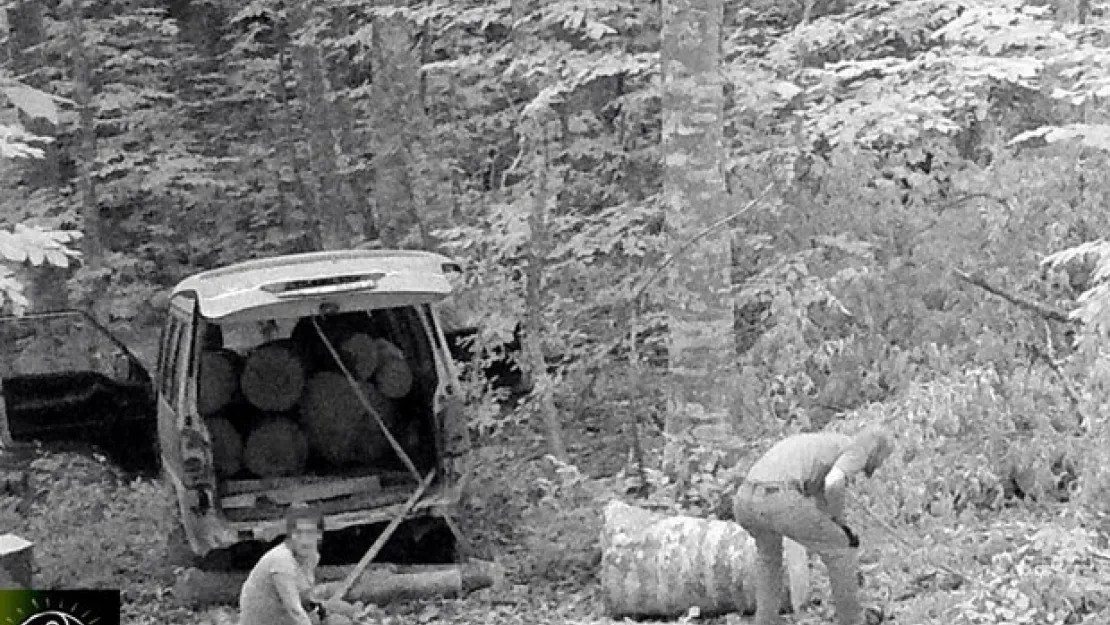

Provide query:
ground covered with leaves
left=3, top=368, right=1110, bottom=625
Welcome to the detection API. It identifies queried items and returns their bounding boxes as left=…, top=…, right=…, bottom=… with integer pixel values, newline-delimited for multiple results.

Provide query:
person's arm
left=822, top=466, right=848, bottom=522
left=272, top=571, right=314, bottom=625
left=824, top=429, right=890, bottom=522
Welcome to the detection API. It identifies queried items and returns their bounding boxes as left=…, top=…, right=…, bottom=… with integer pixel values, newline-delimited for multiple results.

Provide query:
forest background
left=2, top=0, right=1110, bottom=623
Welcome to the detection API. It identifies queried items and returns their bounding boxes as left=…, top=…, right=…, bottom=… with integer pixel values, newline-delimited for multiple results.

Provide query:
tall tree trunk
left=8, top=2, right=69, bottom=311
left=660, top=0, right=730, bottom=480
left=70, top=6, right=103, bottom=317
left=290, top=0, right=346, bottom=250
left=370, top=13, right=426, bottom=249
left=511, top=0, right=566, bottom=461
left=273, top=8, right=314, bottom=251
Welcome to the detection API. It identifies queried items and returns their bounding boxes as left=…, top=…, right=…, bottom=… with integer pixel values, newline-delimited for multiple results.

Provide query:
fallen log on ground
left=600, top=499, right=810, bottom=618
left=172, top=561, right=503, bottom=608
left=318, top=561, right=501, bottom=605
left=240, top=340, right=307, bottom=412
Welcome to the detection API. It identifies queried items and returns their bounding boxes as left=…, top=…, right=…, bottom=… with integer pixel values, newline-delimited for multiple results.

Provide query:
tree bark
left=511, top=0, right=567, bottom=462
left=70, top=6, right=102, bottom=318
left=370, top=13, right=427, bottom=249
left=600, top=500, right=809, bottom=617
left=290, top=0, right=347, bottom=250
left=660, top=0, right=732, bottom=477
left=523, top=129, right=566, bottom=461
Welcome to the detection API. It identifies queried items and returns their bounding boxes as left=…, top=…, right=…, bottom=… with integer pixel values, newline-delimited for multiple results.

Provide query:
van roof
left=171, top=250, right=460, bottom=323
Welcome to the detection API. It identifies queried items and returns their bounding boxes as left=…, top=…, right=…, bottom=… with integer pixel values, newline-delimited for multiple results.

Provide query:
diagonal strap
left=310, top=316, right=422, bottom=481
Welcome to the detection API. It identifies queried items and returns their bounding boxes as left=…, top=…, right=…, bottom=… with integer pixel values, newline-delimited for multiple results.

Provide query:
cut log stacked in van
left=198, top=329, right=414, bottom=479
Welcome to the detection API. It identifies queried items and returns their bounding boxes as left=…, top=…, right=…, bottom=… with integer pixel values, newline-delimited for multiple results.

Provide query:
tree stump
left=599, top=500, right=810, bottom=618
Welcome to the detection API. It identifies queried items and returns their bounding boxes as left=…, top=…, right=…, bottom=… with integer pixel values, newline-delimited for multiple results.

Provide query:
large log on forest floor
left=173, top=561, right=503, bottom=608
left=600, top=500, right=810, bottom=618
left=299, top=372, right=397, bottom=467
left=240, top=340, right=307, bottom=412
left=243, top=416, right=309, bottom=478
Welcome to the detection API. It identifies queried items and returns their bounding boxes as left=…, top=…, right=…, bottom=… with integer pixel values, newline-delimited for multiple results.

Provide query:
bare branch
left=952, top=269, right=1076, bottom=325
left=634, top=182, right=776, bottom=305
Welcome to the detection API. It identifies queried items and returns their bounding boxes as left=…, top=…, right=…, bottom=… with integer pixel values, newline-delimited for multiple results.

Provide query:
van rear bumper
left=166, top=464, right=460, bottom=555
left=220, top=487, right=461, bottom=547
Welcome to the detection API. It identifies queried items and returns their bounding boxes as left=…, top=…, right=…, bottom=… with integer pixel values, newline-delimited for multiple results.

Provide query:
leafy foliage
left=3, top=0, right=1110, bottom=620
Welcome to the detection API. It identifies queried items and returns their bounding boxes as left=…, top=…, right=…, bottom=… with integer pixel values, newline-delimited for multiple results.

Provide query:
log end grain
left=371, top=339, right=412, bottom=398
left=241, top=340, right=307, bottom=412
left=243, top=417, right=309, bottom=478
left=206, top=416, right=243, bottom=477
left=339, top=333, right=382, bottom=381
left=198, top=349, right=242, bottom=416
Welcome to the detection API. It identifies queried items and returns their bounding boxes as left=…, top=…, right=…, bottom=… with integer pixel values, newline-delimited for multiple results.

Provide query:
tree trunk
left=512, top=0, right=566, bottom=462
left=660, top=0, right=732, bottom=478
left=370, top=13, right=427, bottom=249
left=290, top=0, right=347, bottom=250
left=70, top=6, right=103, bottom=316
left=522, top=131, right=566, bottom=461
left=274, top=11, right=314, bottom=251
left=600, top=500, right=809, bottom=618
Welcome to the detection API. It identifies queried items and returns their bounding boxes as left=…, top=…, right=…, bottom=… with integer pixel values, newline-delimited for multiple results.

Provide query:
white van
left=157, top=250, right=471, bottom=566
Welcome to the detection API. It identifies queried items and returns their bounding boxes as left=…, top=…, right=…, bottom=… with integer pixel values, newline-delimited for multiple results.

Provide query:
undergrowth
left=1, top=362, right=1108, bottom=624
left=459, top=363, right=1110, bottom=624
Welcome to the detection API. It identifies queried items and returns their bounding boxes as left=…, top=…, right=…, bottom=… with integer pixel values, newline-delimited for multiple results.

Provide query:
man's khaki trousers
left=733, top=482, right=861, bottom=625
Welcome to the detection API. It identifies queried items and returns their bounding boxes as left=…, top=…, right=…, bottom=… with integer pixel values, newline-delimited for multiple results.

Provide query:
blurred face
left=288, top=519, right=322, bottom=561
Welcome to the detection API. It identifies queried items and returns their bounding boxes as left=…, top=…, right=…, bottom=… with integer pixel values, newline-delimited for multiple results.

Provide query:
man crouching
left=733, top=427, right=892, bottom=625
left=239, top=503, right=326, bottom=625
